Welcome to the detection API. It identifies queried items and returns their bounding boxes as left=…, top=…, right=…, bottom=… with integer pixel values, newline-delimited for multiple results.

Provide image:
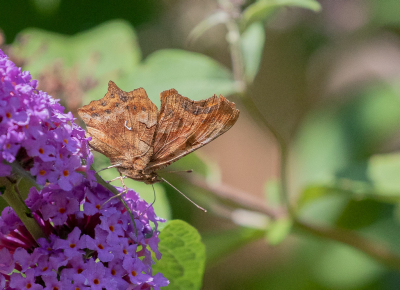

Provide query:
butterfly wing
left=144, top=89, right=239, bottom=173
left=78, top=81, right=158, bottom=170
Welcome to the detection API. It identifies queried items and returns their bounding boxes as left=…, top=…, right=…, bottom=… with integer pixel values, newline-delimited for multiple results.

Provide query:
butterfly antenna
left=139, top=184, right=157, bottom=217
left=166, top=169, right=193, bottom=174
left=160, top=177, right=207, bottom=212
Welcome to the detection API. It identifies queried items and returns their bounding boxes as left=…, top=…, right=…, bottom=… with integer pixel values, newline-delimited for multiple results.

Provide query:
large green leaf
left=203, top=227, right=265, bottom=267
left=118, top=49, right=238, bottom=107
left=297, top=152, right=400, bottom=211
left=152, top=220, right=206, bottom=290
left=241, top=22, right=265, bottom=83
left=294, top=83, right=400, bottom=188
left=11, top=20, right=140, bottom=103
left=240, top=0, right=321, bottom=30
left=11, top=21, right=237, bottom=108
left=370, top=0, right=400, bottom=27
left=298, top=188, right=351, bottom=224
left=265, top=217, right=292, bottom=245
left=311, top=242, right=385, bottom=289
left=368, top=153, right=400, bottom=195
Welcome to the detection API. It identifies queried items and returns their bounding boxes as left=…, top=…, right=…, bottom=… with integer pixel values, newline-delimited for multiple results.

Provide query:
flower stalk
left=0, top=176, right=46, bottom=241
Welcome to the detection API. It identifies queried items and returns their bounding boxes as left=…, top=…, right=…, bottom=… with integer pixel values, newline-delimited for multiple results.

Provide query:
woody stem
left=225, top=17, right=246, bottom=92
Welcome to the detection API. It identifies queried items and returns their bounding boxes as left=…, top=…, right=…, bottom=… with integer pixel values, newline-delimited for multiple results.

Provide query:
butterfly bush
left=0, top=49, right=169, bottom=289
left=0, top=49, right=93, bottom=189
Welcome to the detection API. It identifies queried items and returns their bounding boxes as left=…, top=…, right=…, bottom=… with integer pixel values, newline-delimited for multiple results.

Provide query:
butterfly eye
left=110, top=93, right=115, bottom=98
left=142, top=107, right=146, bottom=112
left=133, top=105, right=136, bottom=110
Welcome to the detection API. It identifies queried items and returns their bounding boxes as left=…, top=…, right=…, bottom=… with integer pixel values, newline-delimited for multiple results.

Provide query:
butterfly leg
left=119, top=173, right=129, bottom=194
left=139, top=184, right=157, bottom=217
left=96, top=163, right=122, bottom=174
left=102, top=174, right=129, bottom=206
left=105, top=175, right=126, bottom=184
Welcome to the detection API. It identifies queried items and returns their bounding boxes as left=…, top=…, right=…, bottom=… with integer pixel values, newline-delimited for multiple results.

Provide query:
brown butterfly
left=78, top=81, right=239, bottom=192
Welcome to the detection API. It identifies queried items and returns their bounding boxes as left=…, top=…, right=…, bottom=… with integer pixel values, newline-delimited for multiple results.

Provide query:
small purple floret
left=0, top=49, right=94, bottom=190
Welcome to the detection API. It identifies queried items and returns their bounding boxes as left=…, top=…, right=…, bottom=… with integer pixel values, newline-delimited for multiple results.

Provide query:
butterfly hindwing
left=144, top=89, right=239, bottom=172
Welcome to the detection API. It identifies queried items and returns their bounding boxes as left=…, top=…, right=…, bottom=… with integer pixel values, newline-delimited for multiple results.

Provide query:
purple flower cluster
left=0, top=49, right=93, bottom=190
left=0, top=183, right=168, bottom=290
left=0, top=49, right=169, bottom=289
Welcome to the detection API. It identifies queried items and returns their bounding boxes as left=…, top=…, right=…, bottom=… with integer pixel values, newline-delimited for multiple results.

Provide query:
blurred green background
left=3, top=0, right=400, bottom=289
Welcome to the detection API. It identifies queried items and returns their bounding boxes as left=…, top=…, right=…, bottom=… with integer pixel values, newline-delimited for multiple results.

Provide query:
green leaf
left=240, top=0, right=321, bottom=30
left=298, top=186, right=351, bottom=224
left=241, top=22, right=265, bottom=83
left=370, top=0, right=400, bottom=27
left=299, top=185, right=344, bottom=207
left=311, top=242, right=385, bottom=289
left=202, top=227, right=265, bottom=267
left=118, top=49, right=238, bottom=107
left=297, top=153, right=400, bottom=208
left=294, top=83, right=400, bottom=187
left=152, top=220, right=206, bottom=290
left=11, top=20, right=141, bottom=103
left=264, top=179, right=281, bottom=206
left=265, top=217, right=292, bottom=245
left=368, top=153, right=400, bottom=195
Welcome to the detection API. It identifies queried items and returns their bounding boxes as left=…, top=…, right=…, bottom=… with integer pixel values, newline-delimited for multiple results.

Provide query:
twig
left=223, top=10, right=292, bottom=216
left=182, top=173, right=285, bottom=219
left=185, top=174, right=400, bottom=270
left=225, top=18, right=246, bottom=92
left=239, top=96, right=294, bottom=216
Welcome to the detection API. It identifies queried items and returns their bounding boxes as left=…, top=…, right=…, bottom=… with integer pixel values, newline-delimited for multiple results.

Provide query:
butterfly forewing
left=78, top=81, right=158, bottom=170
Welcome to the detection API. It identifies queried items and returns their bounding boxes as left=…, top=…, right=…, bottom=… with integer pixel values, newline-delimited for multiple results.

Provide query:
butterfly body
left=78, top=81, right=239, bottom=184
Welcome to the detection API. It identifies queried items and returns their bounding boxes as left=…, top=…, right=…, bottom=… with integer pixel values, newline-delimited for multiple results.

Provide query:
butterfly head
left=117, top=166, right=161, bottom=184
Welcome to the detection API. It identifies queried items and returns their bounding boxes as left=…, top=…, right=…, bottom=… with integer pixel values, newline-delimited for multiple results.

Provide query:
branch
left=185, top=174, right=400, bottom=271
left=294, top=219, right=400, bottom=271
left=225, top=18, right=246, bottom=92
